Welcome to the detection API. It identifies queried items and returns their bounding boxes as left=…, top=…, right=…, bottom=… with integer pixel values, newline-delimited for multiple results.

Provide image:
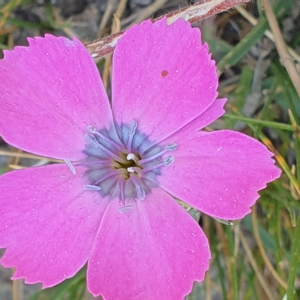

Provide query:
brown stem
left=86, top=0, right=250, bottom=59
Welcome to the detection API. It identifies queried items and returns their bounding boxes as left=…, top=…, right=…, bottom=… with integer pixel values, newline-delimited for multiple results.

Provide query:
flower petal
left=0, top=35, right=112, bottom=160
left=165, top=98, right=226, bottom=137
left=160, top=130, right=281, bottom=220
left=0, top=164, right=109, bottom=287
left=112, top=18, right=218, bottom=142
left=87, top=188, right=210, bottom=299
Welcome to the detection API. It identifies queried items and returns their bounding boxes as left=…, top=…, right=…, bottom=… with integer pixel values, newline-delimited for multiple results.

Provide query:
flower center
left=77, top=121, right=177, bottom=207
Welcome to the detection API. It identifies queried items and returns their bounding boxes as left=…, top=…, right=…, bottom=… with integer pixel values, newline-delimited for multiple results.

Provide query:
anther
left=166, top=143, right=178, bottom=151
left=88, top=125, right=97, bottom=133
left=164, top=155, right=175, bottom=166
left=118, top=204, right=134, bottom=213
left=64, top=159, right=76, bottom=175
left=84, top=185, right=102, bottom=191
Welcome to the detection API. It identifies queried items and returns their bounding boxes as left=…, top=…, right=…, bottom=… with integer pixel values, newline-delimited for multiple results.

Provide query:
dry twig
left=237, top=226, right=276, bottom=300
left=86, top=0, right=251, bottom=59
left=97, top=0, right=119, bottom=38
left=102, top=0, right=129, bottom=89
left=261, top=0, right=300, bottom=98
left=252, top=205, right=288, bottom=290
left=131, top=0, right=168, bottom=25
left=236, top=6, right=300, bottom=64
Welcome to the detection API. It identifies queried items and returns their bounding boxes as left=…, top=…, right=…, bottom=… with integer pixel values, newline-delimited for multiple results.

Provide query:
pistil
left=82, top=122, right=177, bottom=202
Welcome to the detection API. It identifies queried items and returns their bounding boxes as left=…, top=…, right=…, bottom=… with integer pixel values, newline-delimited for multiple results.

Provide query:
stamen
left=141, top=162, right=165, bottom=174
left=139, top=143, right=178, bottom=165
left=127, top=153, right=139, bottom=164
left=64, top=159, right=76, bottom=175
left=166, top=143, right=178, bottom=151
left=131, top=175, right=145, bottom=200
left=119, top=179, right=125, bottom=204
left=127, top=120, right=137, bottom=153
left=83, top=122, right=178, bottom=203
left=93, top=169, right=124, bottom=185
left=164, top=155, right=175, bottom=166
left=118, top=204, right=134, bottom=213
left=127, top=167, right=135, bottom=173
left=88, top=125, right=125, bottom=152
left=74, top=160, right=111, bottom=167
left=85, top=134, right=128, bottom=164
left=87, top=125, right=97, bottom=133
left=84, top=185, right=102, bottom=191
left=141, top=156, right=175, bottom=174
left=127, top=166, right=142, bottom=176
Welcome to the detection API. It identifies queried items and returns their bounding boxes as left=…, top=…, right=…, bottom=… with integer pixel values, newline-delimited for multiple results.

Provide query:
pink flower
left=0, top=18, right=280, bottom=299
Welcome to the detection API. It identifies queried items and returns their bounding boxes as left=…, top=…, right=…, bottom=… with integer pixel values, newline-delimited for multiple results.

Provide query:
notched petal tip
left=160, top=130, right=281, bottom=220
left=0, top=165, right=107, bottom=287
left=5, top=34, right=83, bottom=57
left=87, top=189, right=211, bottom=299
left=0, top=28, right=113, bottom=160
left=112, top=16, right=219, bottom=143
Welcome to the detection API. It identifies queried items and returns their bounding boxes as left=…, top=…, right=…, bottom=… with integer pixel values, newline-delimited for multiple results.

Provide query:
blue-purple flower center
left=79, top=121, right=177, bottom=208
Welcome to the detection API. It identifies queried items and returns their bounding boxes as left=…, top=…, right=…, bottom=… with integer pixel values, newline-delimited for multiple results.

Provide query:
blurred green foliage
left=0, top=0, right=300, bottom=299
